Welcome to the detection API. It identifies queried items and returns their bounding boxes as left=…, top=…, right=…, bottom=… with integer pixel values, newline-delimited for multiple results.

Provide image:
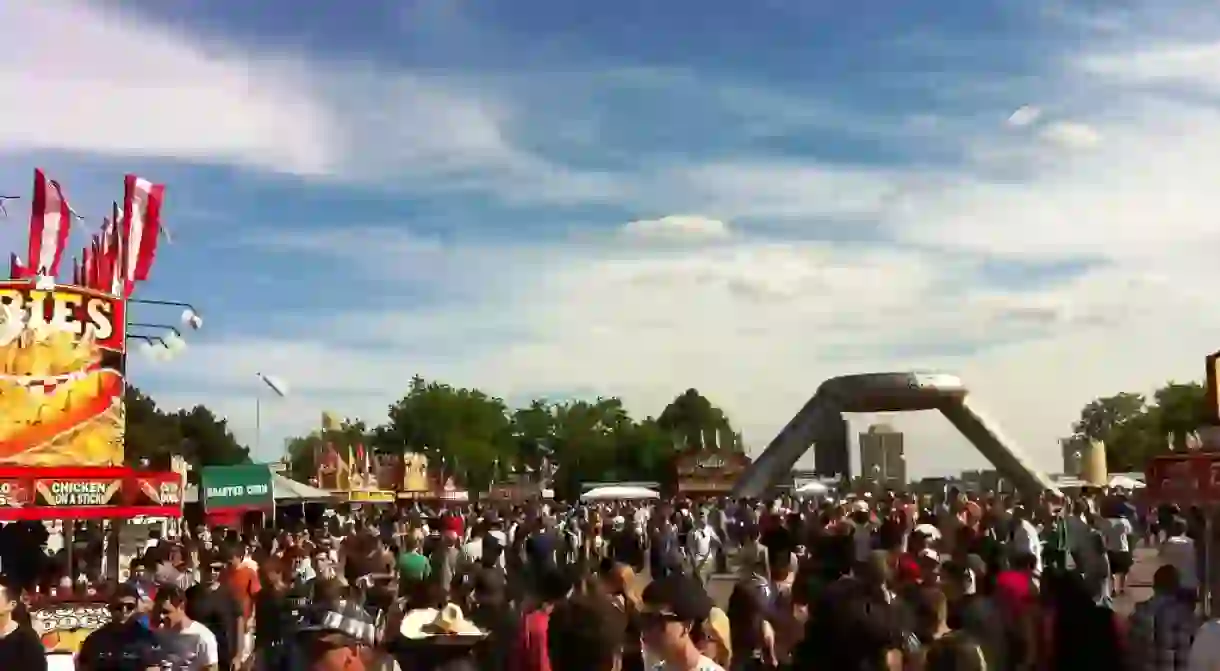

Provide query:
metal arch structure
left=731, top=371, right=1059, bottom=500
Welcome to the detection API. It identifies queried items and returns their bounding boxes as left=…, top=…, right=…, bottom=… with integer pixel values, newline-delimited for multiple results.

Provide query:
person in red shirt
left=220, top=544, right=260, bottom=664
left=510, top=567, right=570, bottom=671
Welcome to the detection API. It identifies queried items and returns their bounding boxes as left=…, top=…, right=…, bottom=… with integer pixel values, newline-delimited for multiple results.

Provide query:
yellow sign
left=0, top=282, right=126, bottom=466
left=348, top=489, right=395, bottom=503
left=321, top=410, right=340, bottom=431
left=402, top=452, right=429, bottom=492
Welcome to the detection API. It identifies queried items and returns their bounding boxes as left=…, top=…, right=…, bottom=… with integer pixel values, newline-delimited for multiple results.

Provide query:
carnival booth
left=0, top=280, right=184, bottom=664
left=669, top=448, right=752, bottom=498
left=0, top=279, right=186, bottom=523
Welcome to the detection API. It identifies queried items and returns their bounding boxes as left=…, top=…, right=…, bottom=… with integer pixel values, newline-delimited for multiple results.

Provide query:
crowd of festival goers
left=0, top=487, right=1218, bottom=670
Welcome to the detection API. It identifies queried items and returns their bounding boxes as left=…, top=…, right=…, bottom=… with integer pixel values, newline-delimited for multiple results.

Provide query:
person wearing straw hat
left=397, top=602, right=486, bottom=640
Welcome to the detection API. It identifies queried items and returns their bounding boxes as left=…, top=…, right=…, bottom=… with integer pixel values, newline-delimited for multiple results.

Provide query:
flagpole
left=255, top=394, right=261, bottom=456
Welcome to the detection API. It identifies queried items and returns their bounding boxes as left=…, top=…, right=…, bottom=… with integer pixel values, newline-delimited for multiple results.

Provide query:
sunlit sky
left=7, top=0, right=1220, bottom=476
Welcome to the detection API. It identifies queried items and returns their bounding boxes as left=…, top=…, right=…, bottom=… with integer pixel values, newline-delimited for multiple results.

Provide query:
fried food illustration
left=0, top=321, right=122, bottom=465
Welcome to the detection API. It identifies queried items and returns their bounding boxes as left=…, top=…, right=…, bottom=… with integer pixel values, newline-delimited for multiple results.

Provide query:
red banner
left=0, top=466, right=182, bottom=520
left=1145, top=453, right=1220, bottom=505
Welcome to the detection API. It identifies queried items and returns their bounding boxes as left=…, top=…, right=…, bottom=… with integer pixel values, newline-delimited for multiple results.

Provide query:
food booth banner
left=201, top=464, right=273, bottom=512
left=0, top=281, right=126, bottom=466
left=0, top=466, right=182, bottom=520
left=672, top=449, right=752, bottom=495
left=348, top=489, right=396, bottom=503
left=1145, top=453, right=1220, bottom=505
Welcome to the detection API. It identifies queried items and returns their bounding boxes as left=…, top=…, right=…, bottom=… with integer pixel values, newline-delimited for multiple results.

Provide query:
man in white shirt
left=155, top=585, right=220, bottom=671
left=687, top=513, right=721, bottom=586
left=1103, top=512, right=1135, bottom=595
left=1160, top=518, right=1199, bottom=593
left=1011, top=505, right=1043, bottom=576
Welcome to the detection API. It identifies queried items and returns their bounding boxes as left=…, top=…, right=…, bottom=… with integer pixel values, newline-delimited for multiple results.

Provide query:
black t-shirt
left=186, top=583, right=240, bottom=665
left=78, top=621, right=163, bottom=671
left=0, top=624, right=45, bottom=671
left=948, top=594, right=1009, bottom=671
left=525, top=531, right=557, bottom=565
left=254, top=585, right=299, bottom=645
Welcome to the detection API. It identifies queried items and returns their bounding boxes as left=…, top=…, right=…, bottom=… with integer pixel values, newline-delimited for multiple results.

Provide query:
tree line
left=283, top=376, right=742, bottom=496
left=1067, top=379, right=1208, bottom=472
left=125, top=385, right=250, bottom=474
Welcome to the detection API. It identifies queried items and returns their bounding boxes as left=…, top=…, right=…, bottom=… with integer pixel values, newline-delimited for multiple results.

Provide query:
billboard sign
left=201, top=465, right=273, bottom=512
left=0, top=281, right=126, bottom=466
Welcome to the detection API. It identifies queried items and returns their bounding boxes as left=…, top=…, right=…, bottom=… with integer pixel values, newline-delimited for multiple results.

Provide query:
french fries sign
left=0, top=281, right=126, bottom=466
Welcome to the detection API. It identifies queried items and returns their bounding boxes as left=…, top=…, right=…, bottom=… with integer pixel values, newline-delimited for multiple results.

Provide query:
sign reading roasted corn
left=0, top=281, right=126, bottom=466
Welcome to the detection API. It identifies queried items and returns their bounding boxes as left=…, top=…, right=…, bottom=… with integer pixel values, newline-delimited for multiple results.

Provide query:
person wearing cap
left=78, top=584, right=164, bottom=671
left=640, top=574, right=724, bottom=671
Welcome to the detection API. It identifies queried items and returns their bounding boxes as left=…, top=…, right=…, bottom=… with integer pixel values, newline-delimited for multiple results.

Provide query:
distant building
left=813, top=413, right=851, bottom=478
left=1060, top=437, right=1086, bottom=477
left=859, top=423, right=906, bottom=488
left=959, top=469, right=1014, bottom=494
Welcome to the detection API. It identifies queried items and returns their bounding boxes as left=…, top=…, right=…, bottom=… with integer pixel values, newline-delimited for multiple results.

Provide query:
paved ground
left=1113, top=546, right=1158, bottom=615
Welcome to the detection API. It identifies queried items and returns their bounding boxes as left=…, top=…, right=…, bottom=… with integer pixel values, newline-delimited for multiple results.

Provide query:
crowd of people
left=0, top=486, right=1216, bottom=670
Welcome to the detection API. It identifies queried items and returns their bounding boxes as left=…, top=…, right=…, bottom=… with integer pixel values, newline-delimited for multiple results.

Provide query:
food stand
left=0, top=279, right=184, bottom=665
left=1143, top=349, right=1220, bottom=616
left=670, top=449, right=752, bottom=498
left=200, top=464, right=274, bottom=526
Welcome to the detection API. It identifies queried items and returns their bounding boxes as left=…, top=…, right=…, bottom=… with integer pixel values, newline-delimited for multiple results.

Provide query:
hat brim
left=399, top=608, right=487, bottom=640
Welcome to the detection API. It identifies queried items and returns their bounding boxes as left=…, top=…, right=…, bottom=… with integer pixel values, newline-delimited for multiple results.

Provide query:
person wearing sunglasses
left=77, top=584, right=164, bottom=671
left=640, top=575, right=724, bottom=671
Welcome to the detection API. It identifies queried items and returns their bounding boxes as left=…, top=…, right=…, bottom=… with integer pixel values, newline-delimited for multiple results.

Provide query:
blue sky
left=8, top=0, right=1220, bottom=475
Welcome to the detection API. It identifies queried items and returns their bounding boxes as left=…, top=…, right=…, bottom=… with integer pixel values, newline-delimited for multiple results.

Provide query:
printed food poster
left=32, top=602, right=111, bottom=655
left=0, top=282, right=125, bottom=466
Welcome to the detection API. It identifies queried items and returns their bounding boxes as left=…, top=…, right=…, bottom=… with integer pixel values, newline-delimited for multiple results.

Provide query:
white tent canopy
left=581, top=485, right=660, bottom=501
left=794, top=481, right=829, bottom=497
left=1108, top=474, right=1145, bottom=489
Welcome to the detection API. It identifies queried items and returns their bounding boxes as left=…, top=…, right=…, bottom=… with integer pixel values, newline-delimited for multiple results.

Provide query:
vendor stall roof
left=184, top=472, right=334, bottom=504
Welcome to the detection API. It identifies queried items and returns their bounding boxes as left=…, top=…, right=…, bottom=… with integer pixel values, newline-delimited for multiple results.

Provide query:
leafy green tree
left=379, top=376, right=512, bottom=493
left=284, top=431, right=325, bottom=484
left=1152, top=382, right=1208, bottom=450
left=548, top=398, right=622, bottom=498
left=124, top=385, right=250, bottom=474
left=509, top=400, right=555, bottom=470
left=658, top=388, right=737, bottom=451
left=124, top=385, right=183, bottom=468
left=1071, top=381, right=1210, bottom=471
left=278, top=376, right=747, bottom=492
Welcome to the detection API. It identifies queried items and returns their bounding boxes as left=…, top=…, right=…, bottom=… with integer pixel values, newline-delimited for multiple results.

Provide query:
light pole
left=254, top=373, right=288, bottom=455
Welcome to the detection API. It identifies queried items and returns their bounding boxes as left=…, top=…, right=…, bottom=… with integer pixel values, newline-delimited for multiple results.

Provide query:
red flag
left=27, top=169, right=73, bottom=279
left=71, top=255, right=81, bottom=286
left=121, top=175, right=164, bottom=295
left=85, top=239, right=98, bottom=290
left=100, top=215, right=123, bottom=296
left=9, top=254, right=24, bottom=280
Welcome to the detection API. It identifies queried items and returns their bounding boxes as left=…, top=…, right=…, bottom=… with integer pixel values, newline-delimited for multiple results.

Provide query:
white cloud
left=0, top=1, right=569, bottom=192
left=84, top=0, right=1220, bottom=478
left=144, top=232, right=1208, bottom=474
left=621, top=215, right=732, bottom=243
left=1037, top=120, right=1103, bottom=149
left=0, top=3, right=333, bottom=175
